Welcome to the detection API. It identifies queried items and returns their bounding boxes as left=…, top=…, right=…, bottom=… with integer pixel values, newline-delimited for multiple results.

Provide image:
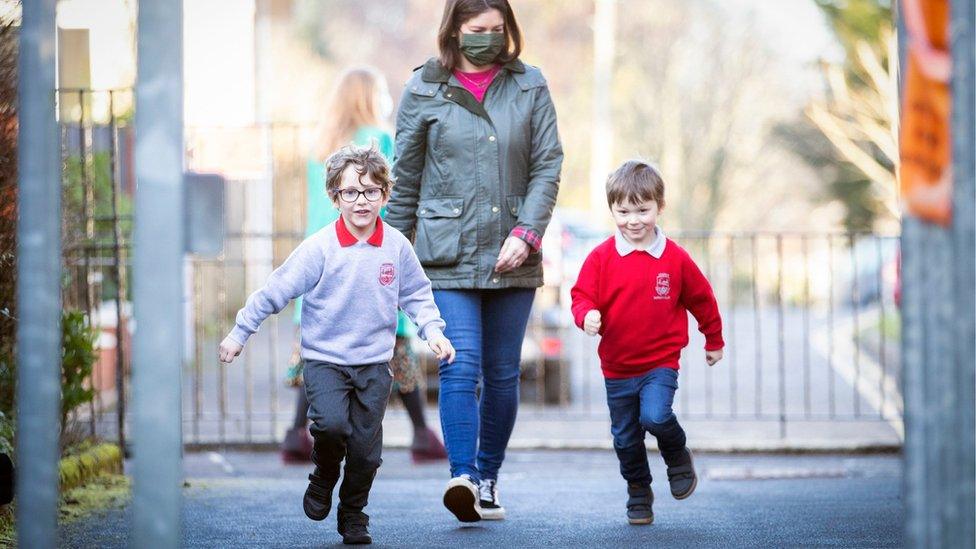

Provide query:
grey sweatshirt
left=227, top=219, right=445, bottom=365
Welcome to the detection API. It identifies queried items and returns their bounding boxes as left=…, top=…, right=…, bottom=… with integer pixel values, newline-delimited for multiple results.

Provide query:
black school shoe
left=303, top=471, right=336, bottom=521
left=666, top=448, right=698, bottom=500
left=337, top=511, right=372, bottom=545
left=626, top=484, right=654, bottom=525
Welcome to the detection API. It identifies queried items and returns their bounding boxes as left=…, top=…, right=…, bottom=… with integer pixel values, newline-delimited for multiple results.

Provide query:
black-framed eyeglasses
left=334, top=187, right=384, bottom=203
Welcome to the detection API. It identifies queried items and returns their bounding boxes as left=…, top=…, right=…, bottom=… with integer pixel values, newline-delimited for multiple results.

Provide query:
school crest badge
left=655, top=273, right=670, bottom=298
left=379, top=263, right=395, bottom=286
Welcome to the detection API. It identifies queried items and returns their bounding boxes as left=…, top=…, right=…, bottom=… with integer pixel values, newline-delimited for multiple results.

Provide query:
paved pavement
left=60, top=449, right=903, bottom=547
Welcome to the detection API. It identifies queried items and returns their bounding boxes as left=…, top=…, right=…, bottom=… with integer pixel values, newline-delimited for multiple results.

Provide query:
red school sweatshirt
left=570, top=235, right=724, bottom=379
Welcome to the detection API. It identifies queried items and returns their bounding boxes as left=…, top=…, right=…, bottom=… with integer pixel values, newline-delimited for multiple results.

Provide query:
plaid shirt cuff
left=510, top=226, right=542, bottom=252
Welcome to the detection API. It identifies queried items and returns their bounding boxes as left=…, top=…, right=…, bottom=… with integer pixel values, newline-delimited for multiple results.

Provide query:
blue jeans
left=433, top=288, right=535, bottom=482
left=604, top=367, right=687, bottom=486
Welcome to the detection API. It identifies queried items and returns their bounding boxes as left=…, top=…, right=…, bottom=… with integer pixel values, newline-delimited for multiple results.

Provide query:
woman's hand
left=218, top=337, right=244, bottom=364
left=428, top=336, right=456, bottom=364
left=494, top=236, right=530, bottom=273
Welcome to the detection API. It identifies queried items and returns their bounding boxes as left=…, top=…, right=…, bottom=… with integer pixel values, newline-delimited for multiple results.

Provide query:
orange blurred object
left=899, top=0, right=952, bottom=225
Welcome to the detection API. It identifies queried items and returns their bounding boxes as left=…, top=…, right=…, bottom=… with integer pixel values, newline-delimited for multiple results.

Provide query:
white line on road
left=207, top=452, right=236, bottom=475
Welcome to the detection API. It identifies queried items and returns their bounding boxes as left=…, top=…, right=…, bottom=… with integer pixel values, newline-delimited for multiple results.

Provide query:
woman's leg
left=477, top=288, right=535, bottom=481
left=433, top=289, right=483, bottom=480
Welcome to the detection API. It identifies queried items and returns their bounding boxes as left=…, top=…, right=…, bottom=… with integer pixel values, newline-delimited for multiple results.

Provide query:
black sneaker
left=443, top=474, right=482, bottom=522
left=303, top=471, right=335, bottom=521
left=478, top=478, right=506, bottom=520
left=337, top=511, right=372, bottom=545
left=666, top=448, right=698, bottom=500
left=626, top=483, right=654, bottom=525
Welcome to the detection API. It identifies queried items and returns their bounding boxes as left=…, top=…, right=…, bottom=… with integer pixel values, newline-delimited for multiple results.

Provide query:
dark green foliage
left=0, top=4, right=18, bottom=422
left=60, top=310, right=96, bottom=430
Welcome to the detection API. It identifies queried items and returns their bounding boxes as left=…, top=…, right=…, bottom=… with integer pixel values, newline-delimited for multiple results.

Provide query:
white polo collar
left=615, top=226, right=666, bottom=258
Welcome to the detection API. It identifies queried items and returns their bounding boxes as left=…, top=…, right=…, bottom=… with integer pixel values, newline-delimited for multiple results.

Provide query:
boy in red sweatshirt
left=571, top=160, right=724, bottom=525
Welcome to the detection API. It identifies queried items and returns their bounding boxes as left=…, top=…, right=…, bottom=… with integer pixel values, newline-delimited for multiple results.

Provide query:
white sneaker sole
left=628, top=515, right=654, bottom=525
left=443, top=478, right=482, bottom=523
left=479, top=504, right=506, bottom=520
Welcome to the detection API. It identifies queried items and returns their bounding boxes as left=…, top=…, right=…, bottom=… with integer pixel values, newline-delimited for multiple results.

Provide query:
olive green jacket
left=387, top=58, right=563, bottom=290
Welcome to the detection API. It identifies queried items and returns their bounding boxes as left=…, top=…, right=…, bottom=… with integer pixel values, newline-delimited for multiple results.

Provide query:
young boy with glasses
left=219, top=145, right=455, bottom=545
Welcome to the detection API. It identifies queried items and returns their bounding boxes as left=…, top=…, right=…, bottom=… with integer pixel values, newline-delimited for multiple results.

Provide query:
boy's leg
left=336, top=362, right=393, bottom=517
left=637, top=368, right=696, bottom=499
left=605, top=377, right=652, bottom=486
left=302, top=361, right=354, bottom=520
left=606, top=376, right=654, bottom=524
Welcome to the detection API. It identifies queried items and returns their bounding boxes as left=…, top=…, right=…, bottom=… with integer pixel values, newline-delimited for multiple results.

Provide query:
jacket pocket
left=415, top=198, right=464, bottom=267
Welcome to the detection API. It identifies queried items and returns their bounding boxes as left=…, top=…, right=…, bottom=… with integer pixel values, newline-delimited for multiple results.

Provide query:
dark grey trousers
left=303, top=360, right=393, bottom=515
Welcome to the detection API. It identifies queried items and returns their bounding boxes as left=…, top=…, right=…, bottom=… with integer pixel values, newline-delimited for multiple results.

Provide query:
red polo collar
left=336, top=216, right=384, bottom=247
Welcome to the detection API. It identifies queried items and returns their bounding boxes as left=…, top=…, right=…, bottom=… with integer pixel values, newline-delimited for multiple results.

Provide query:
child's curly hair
left=324, top=145, right=393, bottom=197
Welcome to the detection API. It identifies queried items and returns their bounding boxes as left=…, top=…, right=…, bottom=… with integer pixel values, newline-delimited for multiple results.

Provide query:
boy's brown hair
left=605, top=160, right=666, bottom=210
left=324, top=145, right=393, bottom=198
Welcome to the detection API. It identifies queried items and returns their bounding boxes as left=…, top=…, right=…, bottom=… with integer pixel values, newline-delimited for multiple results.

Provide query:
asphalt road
left=60, top=449, right=902, bottom=548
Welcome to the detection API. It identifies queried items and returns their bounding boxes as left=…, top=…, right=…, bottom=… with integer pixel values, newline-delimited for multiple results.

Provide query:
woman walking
left=387, top=0, right=563, bottom=523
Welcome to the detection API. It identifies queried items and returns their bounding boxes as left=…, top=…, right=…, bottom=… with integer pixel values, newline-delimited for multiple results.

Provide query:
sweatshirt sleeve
left=396, top=241, right=445, bottom=342
left=570, top=248, right=602, bottom=330
left=228, top=237, right=324, bottom=346
left=679, top=252, right=724, bottom=351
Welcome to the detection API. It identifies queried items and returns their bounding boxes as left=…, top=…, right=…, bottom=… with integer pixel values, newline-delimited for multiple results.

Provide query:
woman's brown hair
left=437, top=0, right=523, bottom=70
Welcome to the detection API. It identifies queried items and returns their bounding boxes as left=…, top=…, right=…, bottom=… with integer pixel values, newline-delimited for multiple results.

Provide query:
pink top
left=453, top=65, right=500, bottom=103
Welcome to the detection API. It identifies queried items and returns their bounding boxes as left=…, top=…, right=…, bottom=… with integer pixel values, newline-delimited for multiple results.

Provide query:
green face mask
left=459, top=32, right=505, bottom=66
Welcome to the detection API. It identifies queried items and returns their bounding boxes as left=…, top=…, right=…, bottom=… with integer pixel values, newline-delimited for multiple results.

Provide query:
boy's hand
left=583, top=310, right=602, bottom=336
left=705, top=348, right=723, bottom=367
left=428, top=336, right=456, bottom=364
left=218, top=337, right=244, bottom=364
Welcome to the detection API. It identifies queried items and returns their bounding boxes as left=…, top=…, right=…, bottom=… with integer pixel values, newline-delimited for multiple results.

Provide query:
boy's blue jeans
left=605, top=367, right=687, bottom=487
left=433, top=288, right=535, bottom=482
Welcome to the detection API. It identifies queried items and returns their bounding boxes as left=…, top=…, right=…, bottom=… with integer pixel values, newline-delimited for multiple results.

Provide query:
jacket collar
left=420, top=57, right=526, bottom=83
left=336, top=217, right=384, bottom=247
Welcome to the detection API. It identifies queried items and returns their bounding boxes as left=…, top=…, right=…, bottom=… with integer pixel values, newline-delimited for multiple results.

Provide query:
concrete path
left=60, top=449, right=902, bottom=547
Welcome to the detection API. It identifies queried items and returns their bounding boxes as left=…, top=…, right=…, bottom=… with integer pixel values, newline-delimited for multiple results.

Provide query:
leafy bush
left=60, top=310, right=96, bottom=430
